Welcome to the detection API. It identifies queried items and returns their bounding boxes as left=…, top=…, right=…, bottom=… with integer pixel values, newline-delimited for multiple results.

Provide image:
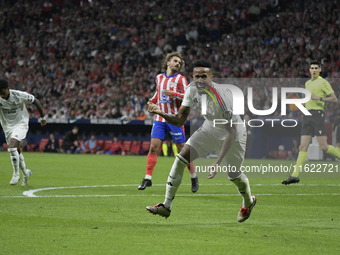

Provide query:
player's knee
left=149, top=144, right=159, bottom=153
left=178, top=147, right=191, bottom=162
left=299, top=144, right=308, bottom=151
left=228, top=170, right=241, bottom=179
left=320, top=144, right=328, bottom=152
left=8, top=147, right=18, bottom=154
left=8, top=148, right=18, bottom=162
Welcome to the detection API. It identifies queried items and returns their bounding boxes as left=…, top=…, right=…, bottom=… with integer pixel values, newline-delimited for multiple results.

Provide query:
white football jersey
left=0, top=90, right=35, bottom=133
left=182, top=82, right=246, bottom=140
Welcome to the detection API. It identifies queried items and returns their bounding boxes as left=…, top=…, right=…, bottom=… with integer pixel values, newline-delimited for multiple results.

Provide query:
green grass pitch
left=0, top=152, right=339, bottom=255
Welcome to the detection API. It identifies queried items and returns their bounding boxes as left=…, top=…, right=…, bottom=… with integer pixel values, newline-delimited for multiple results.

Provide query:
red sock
left=145, top=153, right=157, bottom=177
left=187, top=162, right=195, bottom=174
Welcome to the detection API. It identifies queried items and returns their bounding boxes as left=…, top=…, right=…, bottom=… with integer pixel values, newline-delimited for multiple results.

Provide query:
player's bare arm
left=311, top=93, right=337, bottom=103
left=147, top=102, right=189, bottom=127
left=207, top=124, right=236, bottom=179
left=33, top=98, right=47, bottom=126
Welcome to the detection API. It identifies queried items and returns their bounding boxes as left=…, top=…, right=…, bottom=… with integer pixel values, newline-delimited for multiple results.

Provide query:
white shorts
left=187, top=126, right=246, bottom=170
left=5, top=124, right=28, bottom=144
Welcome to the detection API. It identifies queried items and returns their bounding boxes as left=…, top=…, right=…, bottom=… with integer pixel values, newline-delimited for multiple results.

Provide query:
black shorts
left=301, top=110, right=326, bottom=136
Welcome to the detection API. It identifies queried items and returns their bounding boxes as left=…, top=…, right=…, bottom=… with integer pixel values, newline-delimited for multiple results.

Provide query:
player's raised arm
left=147, top=102, right=190, bottom=127
left=32, top=98, right=47, bottom=126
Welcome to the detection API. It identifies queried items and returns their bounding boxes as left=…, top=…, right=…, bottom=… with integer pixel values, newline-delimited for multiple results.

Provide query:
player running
left=282, top=60, right=340, bottom=185
left=0, top=79, right=46, bottom=186
left=138, top=52, right=198, bottom=192
left=145, top=59, right=256, bottom=222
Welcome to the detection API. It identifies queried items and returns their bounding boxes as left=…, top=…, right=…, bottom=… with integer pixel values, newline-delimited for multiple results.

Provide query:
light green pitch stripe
left=199, top=88, right=217, bottom=105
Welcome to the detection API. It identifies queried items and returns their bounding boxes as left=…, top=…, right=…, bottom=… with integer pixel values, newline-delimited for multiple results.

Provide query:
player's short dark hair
left=310, top=60, right=320, bottom=68
left=193, top=59, right=213, bottom=69
left=0, top=79, right=9, bottom=90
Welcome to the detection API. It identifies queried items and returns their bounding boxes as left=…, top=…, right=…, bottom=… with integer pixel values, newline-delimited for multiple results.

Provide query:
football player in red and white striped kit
left=138, top=52, right=198, bottom=192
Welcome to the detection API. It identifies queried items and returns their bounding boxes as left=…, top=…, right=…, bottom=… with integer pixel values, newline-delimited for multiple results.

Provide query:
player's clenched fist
left=147, top=102, right=160, bottom=113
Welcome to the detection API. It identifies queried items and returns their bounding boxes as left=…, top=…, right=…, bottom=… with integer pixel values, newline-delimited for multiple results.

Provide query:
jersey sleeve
left=16, top=91, right=35, bottom=104
left=323, top=80, right=334, bottom=96
left=149, top=91, right=158, bottom=104
left=171, top=76, right=188, bottom=100
left=181, top=86, right=192, bottom=107
left=149, top=76, right=159, bottom=103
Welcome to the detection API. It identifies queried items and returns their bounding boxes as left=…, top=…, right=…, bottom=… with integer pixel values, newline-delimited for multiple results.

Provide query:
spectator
left=87, top=134, right=100, bottom=154
left=1, top=0, right=339, bottom=121
left=77, top=135, right=89, bottom=154
left=129, top=139, right=141, bottom=155
left=137, top=110, right=147, bottom=120
left=43, top=133, right=60, bottom=153
left=97, top=137, right=125, bottom=155
left=61, top=126, right=79, bottom=154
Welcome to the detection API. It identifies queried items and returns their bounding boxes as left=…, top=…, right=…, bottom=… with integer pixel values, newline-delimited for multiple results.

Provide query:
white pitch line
left=0, top=183, right=339, bottom=198
left=2, top=193, right=340, bottom=198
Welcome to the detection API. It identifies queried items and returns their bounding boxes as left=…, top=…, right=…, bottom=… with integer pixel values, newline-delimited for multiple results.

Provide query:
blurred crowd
left=0, top=0, right=339, bottom=121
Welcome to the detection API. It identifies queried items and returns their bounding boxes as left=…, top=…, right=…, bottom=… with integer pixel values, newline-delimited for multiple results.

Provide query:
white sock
left=8, top=148, right=19, bottom=176
left=229, top=172, right=252, bottom=208
left=163, top=154, right=188, bottom=210
left=190, top=172, right=197, bottom=178
left=19, top=153, right=27, bottom=174
left=145, top=175, right=152, bottom=180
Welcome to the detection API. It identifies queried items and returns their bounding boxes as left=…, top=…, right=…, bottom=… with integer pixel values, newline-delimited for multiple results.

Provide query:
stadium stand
left=1, top=0, right=340, bottom=158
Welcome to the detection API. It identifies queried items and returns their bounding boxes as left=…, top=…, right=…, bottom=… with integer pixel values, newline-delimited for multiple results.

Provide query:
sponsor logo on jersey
left=159, top=99, right=172, bottom=104
left=169, top=81, right=176, bottom=88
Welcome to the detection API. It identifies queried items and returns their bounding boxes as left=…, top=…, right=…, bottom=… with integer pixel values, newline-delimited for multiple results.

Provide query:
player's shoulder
left=155, top=73, right=164, bottom=81
left=313, top=77, right=332, bottom=87
left=186, top=81, right=197, bottom=91
left=156, top=73, right=164, bottom=78
left=175, top=73, right=188, bottom=83
left=176, top=73, right=186, bottom=79
left=10, top=89, right=27, bottom=97
left=214, top=83, right=233, bottom=95
left=320, top=76, right=331, bottom=85
left=11, top=89, right=34, bottom=101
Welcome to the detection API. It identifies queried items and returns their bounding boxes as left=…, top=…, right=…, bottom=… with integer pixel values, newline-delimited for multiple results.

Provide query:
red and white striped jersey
left=149, top=72, right=188, bottom=122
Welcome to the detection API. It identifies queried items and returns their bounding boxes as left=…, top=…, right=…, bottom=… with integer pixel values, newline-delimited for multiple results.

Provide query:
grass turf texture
left=0, top=152, right=339, bottom=255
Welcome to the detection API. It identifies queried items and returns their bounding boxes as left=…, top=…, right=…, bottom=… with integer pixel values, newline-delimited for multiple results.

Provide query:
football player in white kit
left=0, top=79, right=47, bottom=186
left=146, top=60, right=257, bottom=222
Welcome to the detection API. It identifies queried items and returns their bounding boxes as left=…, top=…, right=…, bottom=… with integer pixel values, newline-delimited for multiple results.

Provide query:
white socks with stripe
left=19, top=153, right=27, bottom=174
left=230, top=172, right=252, bottom=208
left=163, top=154, right=189, bottom=210
left=8, top=148, right=19, bottom=176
